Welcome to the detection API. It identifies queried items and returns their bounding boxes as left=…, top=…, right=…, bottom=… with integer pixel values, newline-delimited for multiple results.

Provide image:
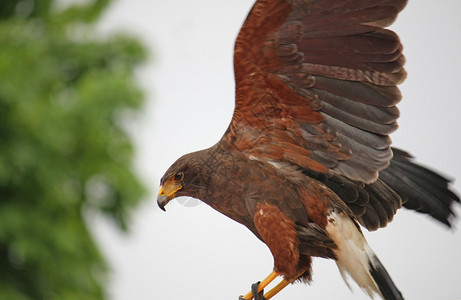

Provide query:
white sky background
left=92, top=1, right=461, bottom=299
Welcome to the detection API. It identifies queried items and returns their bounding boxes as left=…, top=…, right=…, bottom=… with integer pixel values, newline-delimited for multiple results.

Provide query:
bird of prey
left=157, top=0, right=459, bottom=299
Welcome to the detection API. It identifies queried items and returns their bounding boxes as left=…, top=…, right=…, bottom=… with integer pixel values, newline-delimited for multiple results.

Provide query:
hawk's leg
left=239, top=276, right=295, bottom=300
left=239, top=282, right=266, bottom=300
left=263, top=278, right=293, bottom=299
left=239, top=271, right=279, bottom=300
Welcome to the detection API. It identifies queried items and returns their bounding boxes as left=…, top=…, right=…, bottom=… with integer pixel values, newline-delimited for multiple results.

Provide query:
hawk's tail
left=326, top=212, right=404, bottom=300
left=381, top=147, right=460, bottom=227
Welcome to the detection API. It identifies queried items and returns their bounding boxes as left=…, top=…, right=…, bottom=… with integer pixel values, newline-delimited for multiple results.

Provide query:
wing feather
left=228, top=0, right=407, bottom=183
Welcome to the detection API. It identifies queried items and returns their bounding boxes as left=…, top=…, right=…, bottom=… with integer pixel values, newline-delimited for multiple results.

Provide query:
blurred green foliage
left=0, top=0, right=147, bottom=299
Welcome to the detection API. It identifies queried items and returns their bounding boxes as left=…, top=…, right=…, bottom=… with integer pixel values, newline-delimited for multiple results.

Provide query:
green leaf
left=0, top=1, right=147, bottom=299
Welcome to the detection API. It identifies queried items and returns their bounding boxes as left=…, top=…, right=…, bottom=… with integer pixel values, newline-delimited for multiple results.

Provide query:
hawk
left=157, top=0, right=459, bottom=299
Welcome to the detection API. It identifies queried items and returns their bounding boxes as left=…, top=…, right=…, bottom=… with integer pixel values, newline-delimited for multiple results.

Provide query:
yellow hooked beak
left=157, top=181, right=182, bottom=211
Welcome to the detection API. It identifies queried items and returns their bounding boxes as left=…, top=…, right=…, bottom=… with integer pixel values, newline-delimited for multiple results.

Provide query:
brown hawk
left=157, top=0, right=459, bottom=299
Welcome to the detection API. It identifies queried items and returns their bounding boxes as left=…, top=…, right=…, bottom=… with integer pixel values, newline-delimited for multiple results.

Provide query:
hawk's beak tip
left=157, top=194, right=169, bottom=211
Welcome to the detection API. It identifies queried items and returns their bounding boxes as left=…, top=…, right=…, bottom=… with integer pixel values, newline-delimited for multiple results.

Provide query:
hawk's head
left=157, top=149, right=211, bottom=211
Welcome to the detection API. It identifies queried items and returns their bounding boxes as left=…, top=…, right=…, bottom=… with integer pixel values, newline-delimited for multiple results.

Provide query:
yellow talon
left=241, top=271, right=280, bottom=299
left=263, top=278, right=293, bottom=299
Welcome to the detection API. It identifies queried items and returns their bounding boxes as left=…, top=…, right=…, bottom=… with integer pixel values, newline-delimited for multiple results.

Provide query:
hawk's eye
left=173, top=172, right=184, bottom=183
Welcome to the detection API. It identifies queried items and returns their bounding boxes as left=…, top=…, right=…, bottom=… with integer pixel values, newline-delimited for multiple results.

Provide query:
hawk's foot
left=239, top=281, right=266, bottom=300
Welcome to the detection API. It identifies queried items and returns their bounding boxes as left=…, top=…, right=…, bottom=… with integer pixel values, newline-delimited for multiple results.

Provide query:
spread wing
left=227, top=0, right=407, bottom=184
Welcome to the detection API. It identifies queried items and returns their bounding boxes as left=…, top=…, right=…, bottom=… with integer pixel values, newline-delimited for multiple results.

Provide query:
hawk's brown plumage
left=157, top=1, right=459, bottom=299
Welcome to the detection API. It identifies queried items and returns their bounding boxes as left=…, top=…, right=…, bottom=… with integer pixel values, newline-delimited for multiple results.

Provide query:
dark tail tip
left=380, top=147, right=460, bottom=227
left=369, top=255, right=404, bottom=300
